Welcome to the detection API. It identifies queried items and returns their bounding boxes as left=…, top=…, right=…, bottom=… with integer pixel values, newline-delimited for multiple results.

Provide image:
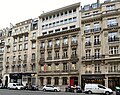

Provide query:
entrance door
left=70, top=78, right=74, bottom=86
left=70, top=77, right=78, bottom=86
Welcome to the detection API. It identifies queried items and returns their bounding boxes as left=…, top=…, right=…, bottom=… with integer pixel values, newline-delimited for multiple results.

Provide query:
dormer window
left=84, top=5, right=90, bottom=11
left=106, top=5, right=115, bottom=11
left=91, top=3, right=98, bottom=9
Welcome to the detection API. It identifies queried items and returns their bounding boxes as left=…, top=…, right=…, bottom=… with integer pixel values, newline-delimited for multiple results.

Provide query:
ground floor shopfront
left=3, top=72, right=37, bottom=87
left=81, top=74, right=120, bottom=90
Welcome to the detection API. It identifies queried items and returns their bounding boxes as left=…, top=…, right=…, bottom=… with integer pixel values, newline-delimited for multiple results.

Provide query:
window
left=109, top=64, right=118, bottom=72
left=84, top=5, right=90, bottom=11
left=108, top=32, right=118, bottom=42
left=71, top=36, right=77, bottom=43
left=63, top=50, right=68, bottom=58
left=85, top=24, right=90, bottom=32
left=15, top=29, right=18, bottom=33
left=93, top=11, right=98, bottom=14
left=95, top=64, right=101, bottom=73
left=41, top=42, right=45, bottom=48
left=7, top=57, right=9, bottom=62
left=48, top=52, right=52, bottom=57
left=32, top=42, right=36, bottom=48
left=63, top=37, right=68, bottom=45
left=33, top=32, right=36, bottom=37
left=61, top=12, right=63, bottom=16
left=18, top=55, right=21, bottom=60
left=56, top=39, right=60, bottom=46
left=48, top=64, right=51, bottom=71
left=24, top=43, right=28, bottom=50
left=69, top=10, right=72, bottom=14
left=106, top=5, right=115, bottom=11
left=25, top=35, right=28, bottom=41
left=20, top=27, right=24, bottom=31
left=57, top=13, right=59, bottom=17
left=109, top=46, right=118, bottom=55
left=13, top=56, right=16, bottom=61
left=60, top=20, right=63, bottom=25
left=47, top=77, right=51, bottom=85
left=42, top=32, right=47, bottom=36
left=70, top=25, right=76, bottom=29
left=91, top=3, right=97, bottom=9
left=64, top=19, right=68, bottom=24
left=71, top=62, right=76, bottom=70
left=56, top=21, right=60, bottom=26
left=24, top=54, right=27, bottom=61
left=19, top=36, right=23, bottom=42
left=8, top=39, right=10, bottom=43
left=86, top=50, right=91, bottom=59
left=49, top=30, right=53, bottom=34
left=65, top=11, right=67, bottom=15
left=73, top=17, right=77, bottom=22
left=69, top=18, right=72, bottom=23
left=85, top=37, right=91, bottom=44
left=55, top=29, right=60, bottom=33
left=94, top=35, right=100, bottom=45
left=53, top=22, right=55, bottom=26
left=62, top=77, right=67, bottom=85
left=48, top=40, right=52, bottom=47
left=13, top=45, right=17, bottom=51
left=14, top=37, right=17, bottom=43
left=25, top=25, right=29, bottom=30
left=55, top=64, right=59, bottom=70
left=73, top=9, right=76, bottom=13
left=94, top=23, right=100, bottom=31
left=32, top=53, right=35, bottom=59
left=72, top=49, right=77, bottom=56
left=107, top=18, right=117, bottom=26
left=63, top=63, right=67, bottom=71
left=95, top=49, right=100, bottom=58
left=62, top=27, right=68, bottom=31
left=55, top=51, right=59, bottom=58
left=54, top=77, right=59, bottom=85
left=19, top=44, right=22, bottom=50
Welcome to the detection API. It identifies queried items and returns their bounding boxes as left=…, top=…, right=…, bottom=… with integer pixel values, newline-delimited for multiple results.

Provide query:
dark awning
left=82, top=74, right=105, bottom=79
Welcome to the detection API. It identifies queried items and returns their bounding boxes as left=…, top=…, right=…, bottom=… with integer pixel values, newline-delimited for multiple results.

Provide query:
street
left=0, top=89, right=116, bottom=95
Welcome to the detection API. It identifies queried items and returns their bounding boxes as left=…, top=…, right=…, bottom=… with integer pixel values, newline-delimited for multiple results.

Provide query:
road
left=0, top=89, right=116, bottom=95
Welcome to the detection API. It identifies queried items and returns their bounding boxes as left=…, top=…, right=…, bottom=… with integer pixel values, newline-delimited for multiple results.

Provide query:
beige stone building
left=37, top=2, right=81, bottom=89
left=3, top=19, right=38, bottom=87
left=81, top=0, right=120, bottom=90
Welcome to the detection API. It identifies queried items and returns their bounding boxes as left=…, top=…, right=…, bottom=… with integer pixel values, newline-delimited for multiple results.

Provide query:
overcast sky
left=0, top=0, right=105, bottom=29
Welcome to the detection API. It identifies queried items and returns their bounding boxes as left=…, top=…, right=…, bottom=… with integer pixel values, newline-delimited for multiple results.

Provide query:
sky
left=0, top=0, right=105, bottom=29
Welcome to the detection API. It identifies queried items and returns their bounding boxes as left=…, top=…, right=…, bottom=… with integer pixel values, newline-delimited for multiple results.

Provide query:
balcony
left=108, top=37, right=119, bottom=42
left=71, top=41, right=78, bottom=46
left=108, top=70, right=120, bottom=74
left=47, top=56, right=52, bottom=60
left=47, top=45, right=52, bottom=50
left=85, top=42, right=91, bottom=47
left=40, top=46, right=45, bottom=51
left=54, top=56, right=60, bottom=60
left=85, top=71, right=92, bottom=74
left=82, top=55, right=105, bottom=61
left=70, top=54, right=79, bottom=62
left=31, top=59, right=35, bottom=62
left=62, top=43, right=68, bottom=48
left=94, top=41, right=101, bottom=45
left=94, top=71, right=101, bottom=74
left=62, top=55, right=68, bottom=59
left=54, top=44, right=60, bottom=49
left=107, top=23, right=118, bottom=28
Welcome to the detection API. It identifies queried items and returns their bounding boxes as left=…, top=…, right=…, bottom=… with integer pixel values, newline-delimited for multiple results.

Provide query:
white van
left=84, top=84, right=113, bottom=95
left=8, top=83, right=24, bottom=90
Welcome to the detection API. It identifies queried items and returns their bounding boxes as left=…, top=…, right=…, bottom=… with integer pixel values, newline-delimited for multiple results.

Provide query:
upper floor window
left=19, top=44, right=22, bottom=50
left=20, top=27, right=24, bottom=31
left=42, top=32, right=47, bottom=36
left=25, top=35, right=28, bottom=41
left=25, top=25, right=29, bottom=30
left=94, top=23, right=100, bottom=29
left=18, top=55, right=22, bottom=60
left=32, top=53, right=35, bottom=59
left=91, top=3, right=98, bottom=9
left=107, top=18, right=117, bottom=26
left=15, top=29, right=18, bottom=33
left=24, top=43, right=28, bottom=50
left=55, top=29, right=60, bottom=33
left=41, top=42, right=45, bottom=48
left=13, top=45, right=17, bottom=51
left=14, top=37, right=17, bottom=43
left=108, top=32, right=118, bottom=42
left=24, top=54, right=27, bottom=61
left=63, top=37, right=68, bottom=45
left=71, top=36, right=77, bottom=43
left=32, top=42, right=36, bottom=48
left=48, top=40, right=52, bottom=47
left=13, top=56, right=16, bottom=61
left=109, top=46, right=118, bottom=55
left=73, top=9, right=76, bottom=13
left=94, top=49, right=100, bottom=58
left=86, top=50, right=91, bottom=58
left=85, top=24, right=90, bottom=32
left=49, top=30, right=53, bottom=34
left=73, top=17, right=77, bottom=22
left=7, top=57, right=9, bottom=62
left=106, top=5, right=115, bottom=11
left=19, top=36, right=23, bottom=42
left=33, top=32, right=36, bottom=37
left=84, top=5, right=90, bottom=11
left=56, top=39, right=60, bottom=46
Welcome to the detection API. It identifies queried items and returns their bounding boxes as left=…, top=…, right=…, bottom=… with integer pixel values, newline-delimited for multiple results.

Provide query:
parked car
left=115, top=86, right=120, bottom=95
left=8, top=83, right=24, bottom=90
left=23, top=85, right=39, bottom=91
left=65, top=85, right=82, bottom=93
left=42, top=85, right=61, bottom=92
left=84, top=84, right=113, bottom=95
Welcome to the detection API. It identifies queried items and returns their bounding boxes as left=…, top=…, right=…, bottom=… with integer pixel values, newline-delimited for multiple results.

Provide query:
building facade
left=3, top=19, right=38, bottom=87
left=1, top=0, right=120, bottom=90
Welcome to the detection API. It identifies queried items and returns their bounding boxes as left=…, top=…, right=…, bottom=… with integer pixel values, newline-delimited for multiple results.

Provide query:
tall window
left=55, top=51, right=59, bottom=58
left=13, top=45, right=17, bottom=51
left=108, top=32, right=118, bottom=42
left=24, top=43, right=28, bottom=50
left=86, top=50, right=91, bottom=59
left=63, top=63, right=67, bottom=71
left=48, top=40, right=52, bottom=47
left=48, top=64, right=51, bottom=71
left=62, top=77, right=67, bottom=85
left=63, top=37, right=68, bottom=45
left=47, top=77, right=51, bottom=85
left=32, top=53, right=35, bottom=59
left=94, top=23, right=100, bottom=31
left=107, top=18, right=117, bottom=26
left=94, top=35, right=100, bottom=45
left=25, top=35, right=28, bottom=41
left=55, top=64, right=59, bottom=71
left=95, top=64, right=100, bottom=72
left=41, top=42, right=45, bottom=48
left=95, top=49, right=100, bottom=58
left=71, top=36, right=77, bottom=43
left=71, top=62, right=76, bottom=70
left=109, top=46, right=118, bottom=55
left=56, top=39, right=60, bottom=46
left=85, top=24, right=90, bottom=32
left=19, top=44, right=22, bottom=50
left=63, top=50, right=68, bottom=58
left=32, top=42, right=36, bottom=48
left=54, top=77, right=59, bottom=85
left=19, top=36, right=23, bottom=42
left=13, top=56, right=16, bottom=61
left=33, top=32, right=36, bottom=37
left=14, top=37, right=17, bottom=43
left=85, top=37, right=91, bottom=46
left=48, top=52, right=52, bottom=57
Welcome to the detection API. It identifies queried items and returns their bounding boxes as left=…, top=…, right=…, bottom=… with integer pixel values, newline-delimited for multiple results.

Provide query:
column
left=51, top=77, right=54, bottom=85
left=105, top=77, right=108, bottom=87
left=59, top=77, right=62, bottom=86
left=43, top=77, right=47, bottom=85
